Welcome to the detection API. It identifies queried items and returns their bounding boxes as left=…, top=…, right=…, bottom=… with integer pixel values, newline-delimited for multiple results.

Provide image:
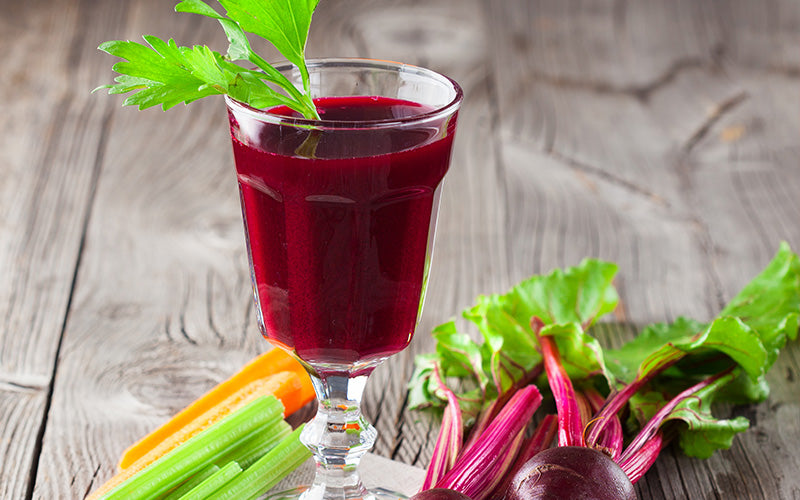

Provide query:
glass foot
left=263, top=485, right=407, bottom=500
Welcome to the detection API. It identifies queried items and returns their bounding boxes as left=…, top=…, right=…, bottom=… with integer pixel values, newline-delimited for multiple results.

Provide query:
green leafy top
left=409, top=244, right=800, bottom=459
left=606, top=242, right=799, bottom=397
left=96, top=0, right=321, bottom=118
left=408, top=258, right=619, bottom=423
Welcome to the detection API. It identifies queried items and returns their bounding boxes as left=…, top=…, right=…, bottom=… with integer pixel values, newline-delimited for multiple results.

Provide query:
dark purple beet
left=506, top=446, right=636, bottom=500
left=409, top=488, right=473, bottom=500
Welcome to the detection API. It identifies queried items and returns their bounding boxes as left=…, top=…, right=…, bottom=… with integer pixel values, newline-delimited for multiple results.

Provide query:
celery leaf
left=98, top=0, right=321, bottom=117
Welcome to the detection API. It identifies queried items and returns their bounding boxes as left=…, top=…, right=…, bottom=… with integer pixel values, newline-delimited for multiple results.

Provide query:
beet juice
left=229, top=96, right=458, bottom=369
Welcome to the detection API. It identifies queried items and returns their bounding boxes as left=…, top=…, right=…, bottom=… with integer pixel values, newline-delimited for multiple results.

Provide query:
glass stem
left=300, top=371, right=377, bottom=500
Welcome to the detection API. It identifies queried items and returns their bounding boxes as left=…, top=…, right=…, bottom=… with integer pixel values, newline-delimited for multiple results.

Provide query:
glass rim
left=224, top=57, right=463, bottom=130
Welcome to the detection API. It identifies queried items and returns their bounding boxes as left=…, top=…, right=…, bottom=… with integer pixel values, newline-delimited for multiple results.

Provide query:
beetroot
left=409, top=488, right=473, bottom=500
left=507, top=446, right=636, bottom=500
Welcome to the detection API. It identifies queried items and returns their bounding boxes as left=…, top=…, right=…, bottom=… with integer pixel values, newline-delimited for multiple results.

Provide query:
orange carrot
left=90, top=372, right=306, bottom=500
left=118, top=348, right=312, bottom=470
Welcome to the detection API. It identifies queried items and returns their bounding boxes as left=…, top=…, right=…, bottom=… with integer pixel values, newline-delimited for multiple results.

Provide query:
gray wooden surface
left=1, top=0, right=799, bottom=498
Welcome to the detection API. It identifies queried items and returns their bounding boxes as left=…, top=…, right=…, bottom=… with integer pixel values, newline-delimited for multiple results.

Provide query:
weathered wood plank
left=27, top=1, right=269, bottom=496
left=0, top=0, right=128, bottom=495
left=673, top=69, right=800, bottom=499
left=0, top=390, right=47, bottom=500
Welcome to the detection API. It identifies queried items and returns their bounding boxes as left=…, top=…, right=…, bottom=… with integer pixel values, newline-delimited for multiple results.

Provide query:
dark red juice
left=229, top=96, right=457, bottom=368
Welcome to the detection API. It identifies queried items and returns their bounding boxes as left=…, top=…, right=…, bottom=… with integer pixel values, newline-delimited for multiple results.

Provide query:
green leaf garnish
left=97, top=0, right=321, bottom=118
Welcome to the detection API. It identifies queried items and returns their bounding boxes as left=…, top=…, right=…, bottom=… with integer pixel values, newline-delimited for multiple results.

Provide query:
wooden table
left=2, top=0, right=799, bottom=498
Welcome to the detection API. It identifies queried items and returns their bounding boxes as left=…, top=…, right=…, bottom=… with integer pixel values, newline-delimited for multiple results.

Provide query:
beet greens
left=408, top=243, right=800, bottom=499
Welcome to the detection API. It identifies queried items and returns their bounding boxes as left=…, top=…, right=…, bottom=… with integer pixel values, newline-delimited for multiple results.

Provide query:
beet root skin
left=409, top=488, right=474, bottom=500
left=507, top=446, right=636, bottom=500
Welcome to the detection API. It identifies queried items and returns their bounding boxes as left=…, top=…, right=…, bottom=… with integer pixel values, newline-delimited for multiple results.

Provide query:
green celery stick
left=213, top=425, right=311, bottom=500
left=161, top=465, right=220, bottom=500
left=100, top=395, right=283, bottom=500
left=178, top=461, right=242, bottom=500
left=216, top=420, right=292, bottom=469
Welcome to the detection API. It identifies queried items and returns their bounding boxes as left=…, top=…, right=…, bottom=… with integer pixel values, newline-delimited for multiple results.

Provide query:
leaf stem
left=617, top=367, right=737, bottom=465
left=421, top=365, right=464, bottom=490
left=535, top=318, right=584, bottom=447
left=489, top=414, right=557, bottom=499
left=463, top=362, right=542, bottom=451
left=435, top=386, right=542, bottom=497
left=619, top=429, right=670, bottom=484
left=247, top=52, right=320, bottom=119
left=585, top=354, right=682, bottom=447
left=583, top=387, right=623, bottom=460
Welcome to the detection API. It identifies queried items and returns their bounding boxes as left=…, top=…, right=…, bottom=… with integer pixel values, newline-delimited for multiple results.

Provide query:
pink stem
left=518, top=414, right=558, bottom=464
left=470, top=430, right=526, bottom=500
left=618, top=367, right=736, bottom=465
left=575, top=390, right=593, bottom=429
left=585, top=351, right=684, bottom=447
left=535, top=318, right=584, bottom=447
left=583, top=387, right=623, bottom=461
left=619, top=429, right=669, bottom=484
left=436, top=385, right=542, bottom=496
left=463, top=361, right=543, bottom=451
left=421, top=365, right=463, bottom=490
left=488, top=413, right=559, bottom=499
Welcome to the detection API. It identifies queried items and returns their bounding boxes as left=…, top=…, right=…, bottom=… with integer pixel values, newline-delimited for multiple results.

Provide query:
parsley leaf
left=97, top=0, right=320, bottom=118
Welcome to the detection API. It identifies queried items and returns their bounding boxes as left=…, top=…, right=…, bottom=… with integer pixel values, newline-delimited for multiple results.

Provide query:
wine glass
left=225, top=58, right=462, bottom=500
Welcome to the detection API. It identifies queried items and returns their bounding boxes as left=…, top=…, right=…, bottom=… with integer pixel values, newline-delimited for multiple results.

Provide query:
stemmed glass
left=225, top=58, right=462, bottom=500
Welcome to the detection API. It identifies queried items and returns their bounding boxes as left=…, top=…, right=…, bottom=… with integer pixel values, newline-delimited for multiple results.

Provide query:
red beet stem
left=435, top=385, right=542, bottom=497
left=535, top=318, right=584, bottom=447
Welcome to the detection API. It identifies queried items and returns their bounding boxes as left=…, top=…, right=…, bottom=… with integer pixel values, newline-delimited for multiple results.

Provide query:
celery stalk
left=213, top=426, right=311, bottom=500
left=100, top=395, right=283, bottom=500
left=178, top=462, right=242, bottom=500
left=161, top=465, right=220, bottom=500
left=216, top=420, right=292, bottom=469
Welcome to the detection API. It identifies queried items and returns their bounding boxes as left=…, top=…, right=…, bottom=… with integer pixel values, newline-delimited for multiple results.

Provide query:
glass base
left=263, top=486, right=408, bottom=500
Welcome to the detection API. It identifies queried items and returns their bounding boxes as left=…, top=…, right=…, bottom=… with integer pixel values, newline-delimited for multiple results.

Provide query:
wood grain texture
left=0, top=0, right=797, bottom=498
left=0, top=0, right=126, bottom=495
left=29, top=6, right=266, bottom=497
left=0, top=391, right=47, bottom=500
